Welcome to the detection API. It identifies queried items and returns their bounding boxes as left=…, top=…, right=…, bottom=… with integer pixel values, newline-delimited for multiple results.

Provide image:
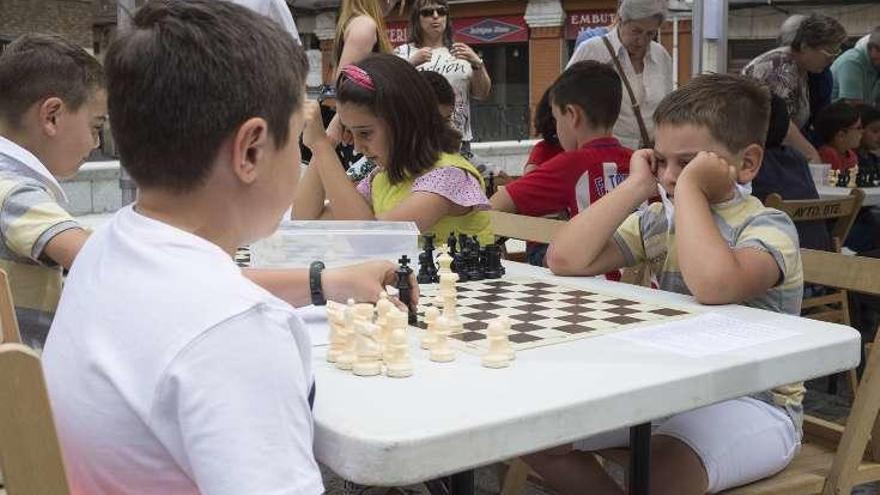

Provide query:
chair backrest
left=0, top=343, right=70, bottom=494
left=0, top=269, right=21, bottom=344
left=766, top=189, right=864, bottom=252
left=799, top=250, right=880, bottom=493
left=488, top=211, right=566, bottom=244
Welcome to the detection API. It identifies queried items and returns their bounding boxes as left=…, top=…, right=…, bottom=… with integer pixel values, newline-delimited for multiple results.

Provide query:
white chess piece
left=385, top=326, right=414, bottom=378
left=335, top=299, right=358, bottom=371
left=482, top=319, right=512, bottom=368
left=437, top=245, right=453, bottom=273
left=499, top=315, right=515, bottom=361
left=376, top=292, right=394, bottom=344
left=384, top=308, right=407, bottom=363
left=421, top=306, right=440, bottom=350
left=353, top=321, right=382, bottom=376
left=439, top=273, right=463, bottom=334
left=325, top=301, right=347, bottom=363
left=430, top=315, right=456, bottom=363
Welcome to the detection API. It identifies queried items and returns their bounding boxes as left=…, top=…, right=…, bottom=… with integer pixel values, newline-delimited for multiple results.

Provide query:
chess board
left=415, top=277, right=697, bottom=354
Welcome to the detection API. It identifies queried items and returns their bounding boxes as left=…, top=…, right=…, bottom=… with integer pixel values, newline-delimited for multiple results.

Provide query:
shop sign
left=455, top=16, right=527, bottom=44
left=386, top=16, right=528, bottom=46
left=565, top=9, right=615, bottom=40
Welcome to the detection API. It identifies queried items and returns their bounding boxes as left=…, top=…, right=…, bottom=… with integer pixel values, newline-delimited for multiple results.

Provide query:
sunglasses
left=420, top=6, right=448, bottom=17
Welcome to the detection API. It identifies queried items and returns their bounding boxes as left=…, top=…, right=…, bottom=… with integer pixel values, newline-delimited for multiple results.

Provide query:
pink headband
left=341, top=65, right=375, bottom=91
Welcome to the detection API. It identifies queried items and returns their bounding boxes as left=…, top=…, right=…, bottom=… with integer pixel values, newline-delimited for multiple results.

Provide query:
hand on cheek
left=677, top=151, right=737, bottom=203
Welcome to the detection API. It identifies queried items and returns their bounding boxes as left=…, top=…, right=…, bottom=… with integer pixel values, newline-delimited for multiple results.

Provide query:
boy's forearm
left=244, top=268, right=312, bottom=307
left=312, top=142, right=375, bottom=221
left=547, top=180, right=646, bottom=274
left=674, top=184, right=745, bottom=303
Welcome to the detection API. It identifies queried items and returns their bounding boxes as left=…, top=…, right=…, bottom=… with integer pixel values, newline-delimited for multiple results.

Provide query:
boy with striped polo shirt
left=0, top=34, right=105, bottom=349
left=532, top=74, right=804, bottom=494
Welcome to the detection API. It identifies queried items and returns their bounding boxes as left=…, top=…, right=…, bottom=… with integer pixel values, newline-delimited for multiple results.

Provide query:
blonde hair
left=334, top=0, right=393, bottom=64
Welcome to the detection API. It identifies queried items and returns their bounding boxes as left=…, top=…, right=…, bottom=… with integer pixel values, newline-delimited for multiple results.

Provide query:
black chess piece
left=466, top=239, right=484, bottom=281
left=447, top=232, right=457, bottom=255
left=422, top=233, right=436, bottom=253
left=417, top=251, right=435, bottom=284
left=838, top=170, right=850, bottom=187
left=457, top=242, right=471, bottom=282
left=484, top=244, right=503, bottom=279
left=396, top=256, right=417, bottom=325
left=486, top=171, right=496, bottom=197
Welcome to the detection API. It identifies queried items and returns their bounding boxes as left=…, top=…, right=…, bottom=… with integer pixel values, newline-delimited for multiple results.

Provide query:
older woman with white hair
left=566, top=0, right=672, bottom=149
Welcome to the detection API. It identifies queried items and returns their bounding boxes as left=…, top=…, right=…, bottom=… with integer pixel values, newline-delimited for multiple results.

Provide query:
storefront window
left=471, top=42, right=530, bottom=142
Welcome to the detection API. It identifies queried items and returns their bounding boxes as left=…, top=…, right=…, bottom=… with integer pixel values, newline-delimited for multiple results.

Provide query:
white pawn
left=325, top=301, right=346, bottom=363
left=430, top=315, right=456, bottom=363
left=376, top=292, right=394, bottom=344
left=353, top=321, right=382, bottom=376
left=383, top=308, right=407, bottom=363
left=335, top=299, right=358, bottom=371
left=498, top=315, right=515, bottom=361
left=421, top=306, right=440, bottom=350
left=386, top=326, right=414, bottom=378
left=482, top=319, right=512, bottom=369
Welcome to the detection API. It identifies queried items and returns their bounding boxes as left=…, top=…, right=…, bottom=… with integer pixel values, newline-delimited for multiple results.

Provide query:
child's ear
left=38, top=97, right=64, bottom=137
left=565, top=104, right=582, bottom=128
left=232, top=117, right=270, bottom=184
left=737, top=143, right=764, bottom=183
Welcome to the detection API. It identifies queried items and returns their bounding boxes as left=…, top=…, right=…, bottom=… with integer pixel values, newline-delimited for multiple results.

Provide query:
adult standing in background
left=395, top=0, right=492, bottom=156
left=831, top=27, right=880, bottom=106
left=231, top=0, right=301, bottom=43
left=566, top=0, right=672, bottom=150
left=743, top=13, right=847, bottom=163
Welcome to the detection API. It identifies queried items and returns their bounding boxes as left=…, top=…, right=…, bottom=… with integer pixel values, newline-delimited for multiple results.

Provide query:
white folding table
left=310, top=262, right=861, bottom=494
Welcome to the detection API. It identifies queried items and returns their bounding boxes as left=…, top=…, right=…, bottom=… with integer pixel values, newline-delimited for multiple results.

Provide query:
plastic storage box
left=250, top=220, right=420, bottom=269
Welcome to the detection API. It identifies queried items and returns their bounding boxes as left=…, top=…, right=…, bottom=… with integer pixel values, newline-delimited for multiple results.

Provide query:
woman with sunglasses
left=394, top=0, right=491, bottom=156
left=743, top=13, right=847, bottom=164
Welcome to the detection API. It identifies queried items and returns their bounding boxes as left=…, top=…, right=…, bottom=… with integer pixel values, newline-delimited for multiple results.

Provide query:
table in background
left=817, top=185, right=880, bottom=206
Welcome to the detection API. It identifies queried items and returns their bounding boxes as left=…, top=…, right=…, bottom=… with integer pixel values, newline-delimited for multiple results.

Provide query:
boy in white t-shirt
left=42, top=1, right=406, bottom=494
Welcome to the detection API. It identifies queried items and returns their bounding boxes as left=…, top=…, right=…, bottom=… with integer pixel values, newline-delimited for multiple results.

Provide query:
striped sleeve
left=612, top=210, right=646, bottom=267
left=0, top=180, right=80, bottom=264
left=735, top=209, right=802, bottom=289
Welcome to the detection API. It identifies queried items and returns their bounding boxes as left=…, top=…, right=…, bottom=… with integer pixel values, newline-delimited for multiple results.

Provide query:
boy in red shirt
left=491, top=61, right=632, bottom=220
left=816, top=100, right=863, bottom=171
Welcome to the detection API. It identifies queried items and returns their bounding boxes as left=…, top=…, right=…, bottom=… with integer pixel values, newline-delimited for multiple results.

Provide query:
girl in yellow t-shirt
left=295, top=53, right=493, bottom=245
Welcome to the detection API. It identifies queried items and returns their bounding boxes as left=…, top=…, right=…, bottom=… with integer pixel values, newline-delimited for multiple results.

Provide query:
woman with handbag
left=566, top=0, right=672, bottom=150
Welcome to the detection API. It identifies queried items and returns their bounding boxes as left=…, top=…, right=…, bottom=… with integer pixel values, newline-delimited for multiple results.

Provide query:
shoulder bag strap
left=602, top=35, right=652, bottom=148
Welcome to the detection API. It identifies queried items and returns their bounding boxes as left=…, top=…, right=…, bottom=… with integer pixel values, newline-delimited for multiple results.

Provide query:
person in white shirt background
left=567, top=0, right=672, bottom=150
left=232, top=0, right=301, bottom=43
left=395, top=0, right=491, bottom=156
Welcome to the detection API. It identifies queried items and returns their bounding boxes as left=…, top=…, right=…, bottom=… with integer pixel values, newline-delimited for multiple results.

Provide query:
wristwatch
left=471, top=58, right=484, bottom=70
left=309, top=261, right=326, bottom=306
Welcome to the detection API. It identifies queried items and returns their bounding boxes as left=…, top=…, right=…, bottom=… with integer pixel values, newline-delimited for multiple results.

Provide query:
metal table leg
left=450, top=470, right=475, bottom=495
left=629, top=422, right=651, bottom=495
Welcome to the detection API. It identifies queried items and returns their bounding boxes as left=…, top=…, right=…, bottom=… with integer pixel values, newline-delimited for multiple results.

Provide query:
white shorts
left=573, top=397, right=800, bottom=493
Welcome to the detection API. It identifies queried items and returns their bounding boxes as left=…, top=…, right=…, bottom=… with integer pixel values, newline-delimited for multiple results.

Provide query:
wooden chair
left=0, top=343, right=70, bottom=494
left=488, top=210, right=565, bottom=262
left=766, top=190, right=865, bottom=394
left=501, top=249, right=880, bottom=495
left=0, top=270, right=20, bottom=344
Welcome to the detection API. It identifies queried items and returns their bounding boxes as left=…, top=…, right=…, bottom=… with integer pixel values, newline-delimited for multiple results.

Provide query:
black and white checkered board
left=415, top=277, right=696, bottom=354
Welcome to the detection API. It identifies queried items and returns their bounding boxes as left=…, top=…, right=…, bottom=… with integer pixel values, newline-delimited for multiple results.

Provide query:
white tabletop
left=817, top=184, right=880, bottom=206
left=311, top=262, right=860, bottom=486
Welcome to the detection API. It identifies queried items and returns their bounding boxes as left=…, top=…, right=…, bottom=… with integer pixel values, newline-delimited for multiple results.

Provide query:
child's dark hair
left=0, top=34, right=104, bottom=128
left=337, top=53, right=460, bottom=184
left=654, top=73, right=770, bottom=154
left=534, top=86, right=558, bottom=146
left=814, top=101, right=860, bottom=145
left=855, top=103, right=880, bottom=130
left=105, top=0, right=308, bottom=193
left=420, top=71, right=455, bottom=108
left=549, top=61, right=621, bottom=131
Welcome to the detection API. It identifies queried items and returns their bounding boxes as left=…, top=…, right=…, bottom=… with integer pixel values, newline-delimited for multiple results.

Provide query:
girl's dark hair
left=766, top=94, right=790, bottom=148
left=409, top=0, right=454, bottom=48
left=337, top=53, right=460, bottom=184
left=534, top=86, right=559, bottom=146
left=420, top=70, right=455, bottom=107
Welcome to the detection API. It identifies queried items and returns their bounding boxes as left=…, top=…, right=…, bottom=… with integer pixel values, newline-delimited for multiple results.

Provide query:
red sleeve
left=506, top=153, right=577, bottom=217
left=819, top=146, right=843, bottom=171
left=526, top=141, right=564, bottom=170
